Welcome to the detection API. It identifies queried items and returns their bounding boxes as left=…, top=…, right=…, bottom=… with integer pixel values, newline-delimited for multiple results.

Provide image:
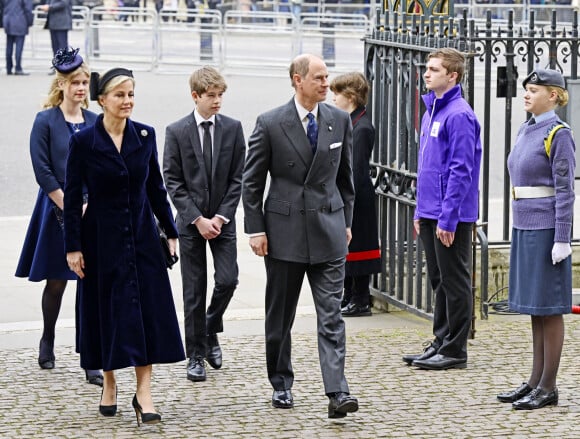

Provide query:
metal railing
left=19, top=6, right=371, bottom=73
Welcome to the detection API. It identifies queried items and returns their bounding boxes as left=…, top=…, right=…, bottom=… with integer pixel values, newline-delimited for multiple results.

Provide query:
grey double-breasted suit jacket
left=242, top=98, right=355, bottom=264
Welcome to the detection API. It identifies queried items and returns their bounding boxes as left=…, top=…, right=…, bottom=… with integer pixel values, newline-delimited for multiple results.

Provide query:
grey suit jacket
left=46, top=0, right=72, bottom=30
left=163, top=112, right=246, bottom=236
left=242, top=98, right=355, bottom=264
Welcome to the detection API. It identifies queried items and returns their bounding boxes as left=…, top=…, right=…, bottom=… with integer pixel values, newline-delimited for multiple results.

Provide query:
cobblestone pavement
left=1, top=315, right=580, bottom=438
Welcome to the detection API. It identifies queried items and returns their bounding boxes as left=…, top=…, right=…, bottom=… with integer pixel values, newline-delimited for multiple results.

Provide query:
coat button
left=300, top=209, right=305, bottom=215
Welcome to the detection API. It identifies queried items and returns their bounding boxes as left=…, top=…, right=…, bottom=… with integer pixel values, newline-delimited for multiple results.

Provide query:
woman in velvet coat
left=64, top=68, right=185, bottom=425
left=330, top=72, right=381, bottom=317
left=15, top=48, right=103, bottom=385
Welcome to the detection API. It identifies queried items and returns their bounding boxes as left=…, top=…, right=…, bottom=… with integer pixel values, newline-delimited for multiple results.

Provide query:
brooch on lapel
left=140, top=129, right=148, bottom=137
left=328, top=126, right=332, bottom=131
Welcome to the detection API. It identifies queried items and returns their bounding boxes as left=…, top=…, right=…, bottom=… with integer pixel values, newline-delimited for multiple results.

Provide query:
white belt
left=512, top=186, right=555, bottom=200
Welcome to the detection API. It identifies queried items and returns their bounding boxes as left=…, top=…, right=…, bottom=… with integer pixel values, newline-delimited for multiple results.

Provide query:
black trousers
left=419, top=219, right=473, bottom=359
left=343, top=274, right=370, bottom=306
left=264, top=256, right=349, bottom=395
left=179, top=230, right=238, bottom=358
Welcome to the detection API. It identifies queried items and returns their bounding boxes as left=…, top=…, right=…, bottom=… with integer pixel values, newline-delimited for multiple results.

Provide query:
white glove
left=551, top=242, right=572, bottom=265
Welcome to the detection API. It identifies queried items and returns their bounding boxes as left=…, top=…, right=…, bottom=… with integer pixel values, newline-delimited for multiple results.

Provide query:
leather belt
left=512, top=186, right=555, bottom=200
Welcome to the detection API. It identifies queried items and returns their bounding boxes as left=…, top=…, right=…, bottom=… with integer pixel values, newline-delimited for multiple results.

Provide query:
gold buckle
left=512, top=187, right=517, bottom=200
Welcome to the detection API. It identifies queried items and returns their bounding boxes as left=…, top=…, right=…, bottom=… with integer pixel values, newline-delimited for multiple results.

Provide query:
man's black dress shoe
left=497, top=383, right=533, bottom=403
left=328, top=392, right=359, bottom=419
left=412, top=354, right=467, bottom=370
left=206, top=334, right=222, bottom=370
left=512, top=387, right=558, bottom=410
left=402, top=343, right=438, bottom=365
left=272, top=389, right=293, bottom=409
left=341, top=302, right=372, bottom=317
left=186, top=356, right=206, bottom=382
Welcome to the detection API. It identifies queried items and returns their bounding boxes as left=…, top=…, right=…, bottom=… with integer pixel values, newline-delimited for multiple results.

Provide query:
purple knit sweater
left=507, top=111, right=576, bottom=242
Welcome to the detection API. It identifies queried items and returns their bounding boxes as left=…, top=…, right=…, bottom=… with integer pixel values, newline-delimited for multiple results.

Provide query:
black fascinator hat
left=89, top=68, right=134, bottom=101
left=52, top=47, right=84, bottom=74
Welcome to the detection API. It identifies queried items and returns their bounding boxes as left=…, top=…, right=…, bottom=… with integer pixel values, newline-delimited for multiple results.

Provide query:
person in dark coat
left=330, top=72, right=381, bottom=317
left=39, top=0, right=72, bottom=57
left=63, top=67, right=185, bottom=426
left=2, top=0, right=33, bottom=75
left=15, top=47, right=103, bottom=386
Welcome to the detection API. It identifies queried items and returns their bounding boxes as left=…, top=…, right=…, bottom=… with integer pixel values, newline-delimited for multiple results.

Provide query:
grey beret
left=522, top=68, right=566, bottom=90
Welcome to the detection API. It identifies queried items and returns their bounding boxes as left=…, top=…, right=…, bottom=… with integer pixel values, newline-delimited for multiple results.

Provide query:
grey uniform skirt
left=509, top=228, right=572, bottom=316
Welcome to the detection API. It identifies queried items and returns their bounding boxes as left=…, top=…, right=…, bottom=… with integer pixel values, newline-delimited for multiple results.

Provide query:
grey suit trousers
left=264, top=255, right=349, bottom=395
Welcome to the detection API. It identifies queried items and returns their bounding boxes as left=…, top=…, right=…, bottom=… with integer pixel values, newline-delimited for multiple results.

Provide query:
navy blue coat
left=15, top=107, right=98, bottom=282
left=2, top=0, right=33, bottom=36
left=63, top=115, right=185, bottom=371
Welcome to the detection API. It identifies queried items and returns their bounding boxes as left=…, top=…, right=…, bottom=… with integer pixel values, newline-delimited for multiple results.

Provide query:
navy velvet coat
left=63, top=115, right=185, bottom=371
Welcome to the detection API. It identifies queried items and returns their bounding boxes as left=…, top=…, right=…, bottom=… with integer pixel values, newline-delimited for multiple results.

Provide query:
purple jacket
left=414, top=84, right=482, bottom=232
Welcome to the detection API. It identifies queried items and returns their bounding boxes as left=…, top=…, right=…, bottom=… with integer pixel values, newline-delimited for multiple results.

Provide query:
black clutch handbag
left=157, top=222, right=179, bottom=269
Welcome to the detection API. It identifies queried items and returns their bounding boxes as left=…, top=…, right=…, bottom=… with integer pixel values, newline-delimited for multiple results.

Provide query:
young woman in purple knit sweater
left=498, top=69, right=576, bottom=410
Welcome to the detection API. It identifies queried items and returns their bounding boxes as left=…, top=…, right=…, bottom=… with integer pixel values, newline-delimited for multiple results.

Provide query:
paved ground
left=2, top=52, right=580, bottom=439
left=2, top=311, right=580, bottom=438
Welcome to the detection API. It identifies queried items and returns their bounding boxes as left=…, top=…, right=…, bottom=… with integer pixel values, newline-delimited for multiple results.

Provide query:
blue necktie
left=306, top=113, right=318, bottom=154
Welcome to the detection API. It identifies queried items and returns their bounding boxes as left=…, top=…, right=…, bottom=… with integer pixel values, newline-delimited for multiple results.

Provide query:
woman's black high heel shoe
left=99, top=387, right=117, bottom=417
left=132, top=394, right=161, bottom=426
left=85, top=369, right=104, bottom=387
left=38, top=339, right=55, bottom=369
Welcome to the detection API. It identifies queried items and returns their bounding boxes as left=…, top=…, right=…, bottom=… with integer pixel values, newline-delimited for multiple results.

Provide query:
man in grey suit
left=242, top=53, right=359, bottom=418
left=39, top=0, right=72, bottom=58
left=164, top=67, right=246, bottom=382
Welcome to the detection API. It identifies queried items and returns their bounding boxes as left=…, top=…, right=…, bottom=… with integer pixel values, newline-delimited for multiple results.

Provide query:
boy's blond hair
left=189, top=66, right=227, bottom=95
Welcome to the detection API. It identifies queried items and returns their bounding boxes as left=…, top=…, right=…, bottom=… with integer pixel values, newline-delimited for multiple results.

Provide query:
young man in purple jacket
left=402, top=48, right=482, bottom=370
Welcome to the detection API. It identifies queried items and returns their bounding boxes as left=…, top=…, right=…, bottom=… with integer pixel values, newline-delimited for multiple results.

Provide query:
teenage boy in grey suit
left=163, top=67, right=245, bottom=382
left=242, top=54, right=359, bottom=418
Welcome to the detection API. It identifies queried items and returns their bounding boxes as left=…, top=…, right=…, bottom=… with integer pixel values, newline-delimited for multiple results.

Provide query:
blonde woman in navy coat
left=15, top=48, right=102, bottom=386
left=64, top=68, right=185, bottom=425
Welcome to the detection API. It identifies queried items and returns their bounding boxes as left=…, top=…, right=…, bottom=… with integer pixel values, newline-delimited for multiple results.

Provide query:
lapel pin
left=141, top=129, right=148, bottom=137
left=328, top=126, right=332, bottom=131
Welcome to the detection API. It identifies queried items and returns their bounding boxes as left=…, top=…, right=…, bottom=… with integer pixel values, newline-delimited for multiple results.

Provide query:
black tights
left=527, top=314, right=564, bottom=392
left=40, top=279, right=67, bottom=343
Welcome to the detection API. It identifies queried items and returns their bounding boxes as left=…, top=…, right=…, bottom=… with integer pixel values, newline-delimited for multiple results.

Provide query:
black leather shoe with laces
left=328, top=392, right=358, bottom=419
left=186, top=356, right=206, bottom=382
left=512, top=387, right=558, bottom=410
left=341, top=302, right=372, bottom=317
left=412, top=354, right=467, bottom=370
left=497, top=383, right=533, bottom=403
left=402, top=342, right=438, bottom=365
left=272, top=389, right=294, bottom=409
left=206, top=334, right=222, bottom=370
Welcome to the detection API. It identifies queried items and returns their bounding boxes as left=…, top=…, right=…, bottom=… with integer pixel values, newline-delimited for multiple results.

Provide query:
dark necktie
left=528, top=117, right=536, bottom=125
left=306, top=112, right=318, bottom=154
left=201, top=121, right=212, bottom=190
